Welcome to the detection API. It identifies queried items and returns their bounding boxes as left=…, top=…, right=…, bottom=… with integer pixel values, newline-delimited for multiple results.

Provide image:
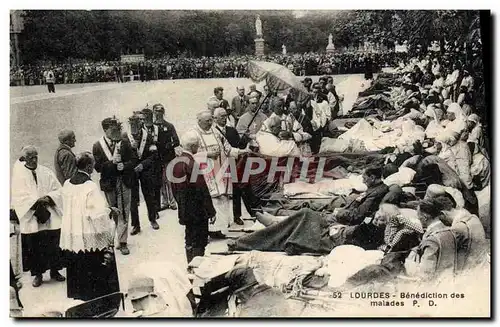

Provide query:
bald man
left=236, top=95, right=268, bottom=150
left=188, top=110, right=246, bottom=238
left=256, top=116, right=301, bottom=157
left=213, top=108, right=253, bottom=225
left=171, top=131, right=216, bottom=263
left=54, top=129, right=77, bottom=185
left=11, top=146, right=65, bottom=287
left=213, top=108, right=244, bottom=150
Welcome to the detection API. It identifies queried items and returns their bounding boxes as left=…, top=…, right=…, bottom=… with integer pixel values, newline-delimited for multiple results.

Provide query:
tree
left=17, top=10, right=482, bottom=64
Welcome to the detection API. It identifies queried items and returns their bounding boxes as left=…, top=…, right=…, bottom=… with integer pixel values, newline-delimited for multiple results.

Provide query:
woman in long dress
left=60, top=152, right=120, bottom=301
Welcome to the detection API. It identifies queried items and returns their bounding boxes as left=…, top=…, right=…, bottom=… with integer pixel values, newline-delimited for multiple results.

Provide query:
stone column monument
left=254, top=15, right=265, bottom=56
left=326, top=34, right=335, bottom=54
left=282, top=44, right=287, bottom=55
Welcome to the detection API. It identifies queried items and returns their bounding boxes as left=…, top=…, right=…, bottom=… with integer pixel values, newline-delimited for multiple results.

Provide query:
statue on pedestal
left=326, top=33, right=335, bottom=53
left=255, top=15, right=262, bottom=37
left=254, top=15, right=265, bottom=56
left=282, top=44, right=287, bottom=55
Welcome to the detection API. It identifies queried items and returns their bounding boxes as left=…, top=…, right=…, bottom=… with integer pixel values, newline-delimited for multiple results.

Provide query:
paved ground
left=10, top=74, right=369, bottom=314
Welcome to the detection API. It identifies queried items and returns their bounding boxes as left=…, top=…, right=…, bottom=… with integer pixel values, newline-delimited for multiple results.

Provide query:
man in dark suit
left=334, top=167, right=394, bottom=226
left=171, top=131, right=216, bottom=264
left=54, top=129, right=77, bottom=185
left=311, top=82, right=329, bottom=103
left=133, top=108, right=162, bottom=231
left=92, top=117, right=138, bottom=255
left=153, top=103, right=181, bottom=211
left=247, top=84, right=263, bottom=100
left=123, top=113, right=144, bottom=236
left=208, top=86, right=230, bottom=111
left=231, top=86, right=249, bottom=121
left=213, top=108, right=258, bottom=226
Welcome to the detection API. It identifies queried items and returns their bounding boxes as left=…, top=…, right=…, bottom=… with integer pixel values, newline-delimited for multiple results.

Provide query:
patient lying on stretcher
left=228, top=203, right=422, bottom=256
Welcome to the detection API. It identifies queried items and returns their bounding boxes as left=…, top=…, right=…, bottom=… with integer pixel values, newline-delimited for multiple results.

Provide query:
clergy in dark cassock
left=11, top=146, right=65, bottom=288
left=123, top=113, right=144, bottom=236
left=364, top=54, right=374, bottom=80
left=170, top=131, right=216, bottom=264
left=132, top=109, right=162, bottom=231
left=153, top=103, right=182, bottom=211
left=59, top=152, right=121, bottom=301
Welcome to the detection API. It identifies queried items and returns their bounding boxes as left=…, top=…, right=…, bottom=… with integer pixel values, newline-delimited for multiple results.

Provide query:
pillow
left=383, top=167, right=417, bottom=187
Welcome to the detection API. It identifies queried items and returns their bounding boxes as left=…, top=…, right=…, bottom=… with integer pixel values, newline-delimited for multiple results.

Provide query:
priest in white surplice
left=11, top=146, right=66, bottom=288
left=60, top=152, right=120, bottom=301
left=187, top=111, right=247, bottom=239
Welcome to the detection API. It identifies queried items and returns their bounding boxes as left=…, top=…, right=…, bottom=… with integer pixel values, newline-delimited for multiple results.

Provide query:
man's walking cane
left=115, top=142, right=126, bottom=238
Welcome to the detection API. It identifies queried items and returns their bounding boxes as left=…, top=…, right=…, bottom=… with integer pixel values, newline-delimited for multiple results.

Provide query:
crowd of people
left=10, top=51, right=401, bottom=87
left=9, top=44, right=489, bottom=317
left=223, top=49, right=490, bottom=291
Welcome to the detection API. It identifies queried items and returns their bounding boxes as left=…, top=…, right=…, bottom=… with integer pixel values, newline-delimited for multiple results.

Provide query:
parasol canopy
left=247, top=60, right=310, bottom=103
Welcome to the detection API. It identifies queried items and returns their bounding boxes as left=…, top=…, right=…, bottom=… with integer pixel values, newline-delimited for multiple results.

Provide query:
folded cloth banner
left=247, top=60, right=310, bottom=103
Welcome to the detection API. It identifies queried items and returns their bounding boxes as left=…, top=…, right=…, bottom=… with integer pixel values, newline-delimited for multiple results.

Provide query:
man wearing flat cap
left=54, top=129, right=77, bottom=185
left=93, top=117, right=138, bottom=255
left=153, top=103, right=181, bottom=211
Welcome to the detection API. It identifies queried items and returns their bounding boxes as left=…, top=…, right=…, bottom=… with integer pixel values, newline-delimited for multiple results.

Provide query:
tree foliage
left=18, top=10, right=483, bottom=64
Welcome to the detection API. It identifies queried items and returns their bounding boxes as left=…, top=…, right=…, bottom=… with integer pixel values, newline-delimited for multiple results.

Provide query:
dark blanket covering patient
left=229, top=208, right=387, bottom=255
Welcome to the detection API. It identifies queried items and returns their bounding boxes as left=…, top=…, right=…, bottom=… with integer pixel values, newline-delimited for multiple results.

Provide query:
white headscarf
left=445, top=103, right=467, bottom=135
left=424, top=104, right=441, bottom=123
left=467, top=113, right=480, bottom=125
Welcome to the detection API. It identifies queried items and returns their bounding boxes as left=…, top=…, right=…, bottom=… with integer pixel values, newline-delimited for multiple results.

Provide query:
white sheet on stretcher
left=283, top=174, right=367, bottom=198
left=192, top=255, right=240, bottom=280
left=322, top=245, right=385, bottom=287
left=338, top=118, right=426, bottom=152
left=241, top=251, right=323, bottom=289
